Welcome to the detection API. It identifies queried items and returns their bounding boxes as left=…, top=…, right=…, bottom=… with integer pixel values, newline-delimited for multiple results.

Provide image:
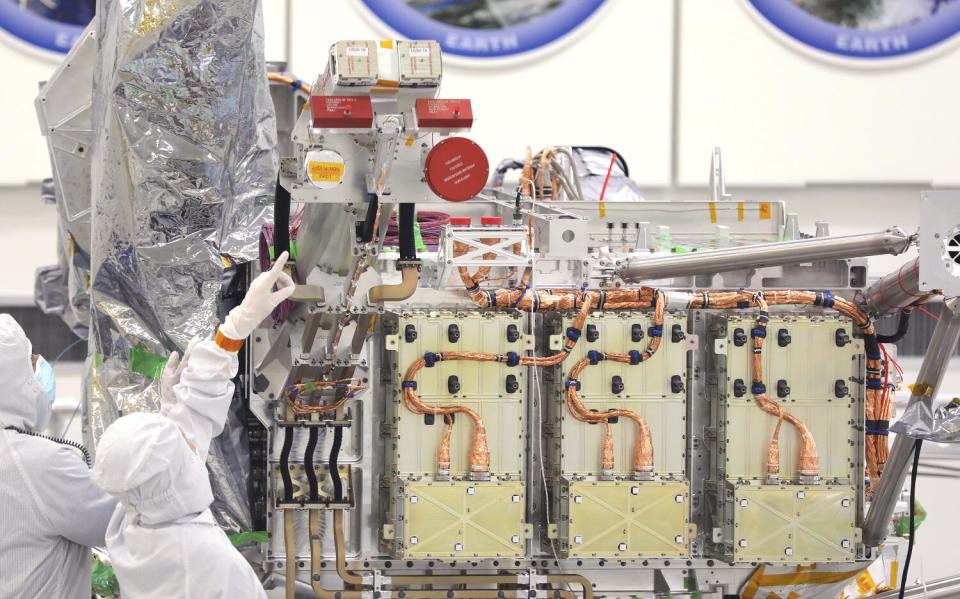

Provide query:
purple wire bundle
left=383, top=210, right=451, bottom=249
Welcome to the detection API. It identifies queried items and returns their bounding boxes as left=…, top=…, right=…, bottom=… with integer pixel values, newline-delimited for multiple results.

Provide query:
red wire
left=880, top=343, right=891, bottom=414
left=597, top=151, right=617, bottom=204
left=915, top=304, right=940, bottom=321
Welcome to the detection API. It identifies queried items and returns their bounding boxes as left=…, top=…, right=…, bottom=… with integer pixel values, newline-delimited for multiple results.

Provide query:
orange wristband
left=214, top=329, right=245, bottom=352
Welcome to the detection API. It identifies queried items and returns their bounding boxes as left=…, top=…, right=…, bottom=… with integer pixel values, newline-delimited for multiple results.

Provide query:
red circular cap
left=449, top=216, right=472, bottom=226
left=480, top=216, right=502, bottom=226
left=423, top=137, right=489, bottom=202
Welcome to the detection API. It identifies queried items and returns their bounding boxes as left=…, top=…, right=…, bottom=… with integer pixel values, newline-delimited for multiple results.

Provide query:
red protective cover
left=311, top=96, right=374, bottom=129
left=423, top=137, right=489, bottom=203
left=415, top=98, right=474, bottom=129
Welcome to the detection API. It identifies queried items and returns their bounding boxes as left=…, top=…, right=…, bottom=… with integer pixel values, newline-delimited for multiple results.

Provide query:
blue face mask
left=34, top=355, right=56, bottom=405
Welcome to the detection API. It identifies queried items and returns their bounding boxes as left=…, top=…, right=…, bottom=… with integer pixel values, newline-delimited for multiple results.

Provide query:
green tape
left=269, top=241, right=299, bottom=261
left=92, top=557, right=119, bottom=596
left=228, top=530, right=269, bottom=548
left=685, top=576, right=697, bottom=591
left=129, top=344, right=168, bottom=380
left=413, top=219, right=426, bottom=252
left=895, top=499, right=927, bottom=537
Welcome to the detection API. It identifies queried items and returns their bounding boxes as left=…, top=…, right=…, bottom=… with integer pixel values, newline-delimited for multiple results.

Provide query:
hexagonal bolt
left=511, top=534, right=521, bottom=544
left=841, top=539, right=851, bottom=549
left=784, top=547, right=793, bottom=556
left=410, top=496, right=419, bottom=504
left=796, top=491, right=805, bottom=500
left=739, top=539, right=748, bottom=548
left=675, top=494, right=685, bottom=504
left=467, top=487, right=476, bottom=495
left=574, top=495, right=583, bottom=504
left=511, top=494, right=521, bottom=503
left=841, top=498, right=851, bottom=508
left=675, top=535, right=684, bottom=544
left=410, top=536, right=419, bottom=545
left=739, top=498, right=749, bottom=508
left=617, top=543, right=627, bottom=552
left=630, top=487, right=640, bottom=496
left=454, top=543, right=463, bottom=552
left=574, top=535, right=583, bottom=544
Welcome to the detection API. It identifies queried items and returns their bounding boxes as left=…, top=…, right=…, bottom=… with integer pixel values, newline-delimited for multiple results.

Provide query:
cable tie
left=401, top=381, right=417, bottom=390
left=751, top=327, right=767, bottom=338
left=511, top=284, right=530, bottom=308
left=865, top=379, right=884, bottom=390
left=565, top=379, right=581, bottom=390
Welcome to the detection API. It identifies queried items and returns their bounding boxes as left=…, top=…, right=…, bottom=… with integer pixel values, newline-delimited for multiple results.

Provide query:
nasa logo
left=360, top=0, right=609, bottom=60
left=746, top=0, right=960, bottom=63
left=0, top=1, right=92, bottom=55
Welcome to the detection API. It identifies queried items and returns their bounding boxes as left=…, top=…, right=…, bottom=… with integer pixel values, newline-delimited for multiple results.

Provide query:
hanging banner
left=746, top=0, right=960, bottom=65
left=359, top=0, right=609, bottom=63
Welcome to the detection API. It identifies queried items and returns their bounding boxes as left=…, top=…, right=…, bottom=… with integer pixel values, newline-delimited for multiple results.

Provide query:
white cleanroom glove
left=218, top=251, right=296, bottom=342
left=159, top=337, right=201, bottom=416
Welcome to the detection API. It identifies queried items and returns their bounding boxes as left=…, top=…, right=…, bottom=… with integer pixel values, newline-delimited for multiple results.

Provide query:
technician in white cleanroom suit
left=0, top=314, right=119, bottom=598
left=92, top=252, right=295, bottom=598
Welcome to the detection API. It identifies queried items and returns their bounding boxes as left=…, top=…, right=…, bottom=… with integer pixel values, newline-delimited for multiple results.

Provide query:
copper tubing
left=438, top=415, right=454, bottom=474
left=601, top=421, right=615, bottom=473
left=403, top=355, right=492, bottom=475
left=284, top=511, right=297, bottom=599
left=563, top=292, right=664, bottom=474
left=268, top=72, right=312, bottom=94
left=368, top=263, right=420, bottom=302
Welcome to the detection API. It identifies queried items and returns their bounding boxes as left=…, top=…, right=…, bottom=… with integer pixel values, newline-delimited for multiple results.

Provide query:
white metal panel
left=678, top=0, right=960, bottom=186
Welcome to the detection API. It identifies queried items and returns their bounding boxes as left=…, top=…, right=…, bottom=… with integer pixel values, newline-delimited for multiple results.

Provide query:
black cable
left=878, top=309, right=912, bottom=343
left=358, top=193, right=379, bottom=243
left=329, top=426, right=344, bottom=502
left=5, top=426, right=91, bottom=467
left=279, top=425, right=294, bottom=502
left=900, top=439, right=923, bottom=599
left=398, top=203, right=417, bottom=261
left=304, top=427, right=319, bottom=502
left=273, top=173, right=291, bottom=257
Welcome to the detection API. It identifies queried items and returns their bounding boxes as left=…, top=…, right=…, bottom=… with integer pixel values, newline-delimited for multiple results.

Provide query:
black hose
left=398, top=203, right=417, bottom=260
left=878, top=309, right=912, bottom=344
left=359, top=193, right=380, bottom=243
left=274, top=173, right=291, bottom=257
left=900, top=439, right=923, bottom=599
left=5, top=426, right=91, bottom=467
left=329, top=426, right=344, bottom=502
left=304, top=427, right=319, bottom=501
left=574, top=146, right=630, bottom=177
left=279, top=425, right=294, bottom=502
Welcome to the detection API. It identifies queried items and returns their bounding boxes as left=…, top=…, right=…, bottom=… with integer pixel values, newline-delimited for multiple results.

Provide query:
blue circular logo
left=360, top=0, right=608, bottom=59
left=0, top=0, right=93, bottom=54
left=748, top=0, right=960, bottom=60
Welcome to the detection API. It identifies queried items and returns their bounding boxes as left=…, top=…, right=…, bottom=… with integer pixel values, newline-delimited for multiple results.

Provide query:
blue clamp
left=648, top=325, right=663, bottom=338
left=565, top=327, right=581, bottom=342
left=505, top=351, right=521, bottom=367
left=402, top=381, right=417, bottom=390
left=565, top=379, right=582, bottom=390
left=291, top=79, right=304, bottom=91
left=815, top=290, right=835, bottom=308
left=751, top=382, right=766, bottom=395
left=587, top=350, right=605, bottom=365
left=629, top=349, right=643, bottom=365
left=865, top=379, right=884, bottom=390
left=751, top=327, right=767, bottom=338
left=512, top=284, right=530, bottom=308
left=737, top=300, right=750, bottom=309
left=424, top=352, right=442, bottom=367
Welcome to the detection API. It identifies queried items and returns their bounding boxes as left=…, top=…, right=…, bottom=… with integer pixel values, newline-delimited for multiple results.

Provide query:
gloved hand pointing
left=159, top=337, right=201, bottom=416
left=219, top=251, right=296, bottom=343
